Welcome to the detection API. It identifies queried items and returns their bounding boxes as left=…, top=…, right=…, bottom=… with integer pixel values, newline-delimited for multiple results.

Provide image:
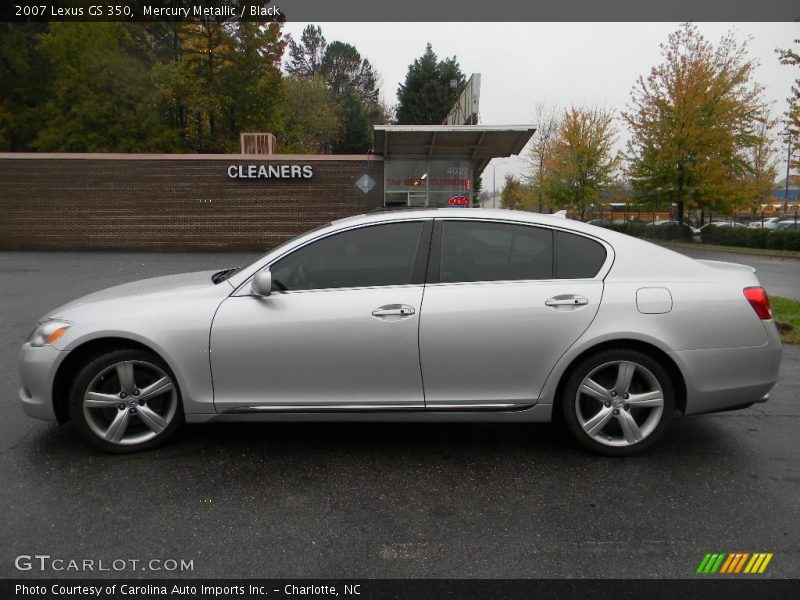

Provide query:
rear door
left=419, top=219, right=608, bottom=409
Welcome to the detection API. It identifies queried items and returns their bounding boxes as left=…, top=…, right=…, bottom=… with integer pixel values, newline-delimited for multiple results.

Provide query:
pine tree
left=286, top=25, right=326, bottom=78
left=395, top=43, right=465, bottom=125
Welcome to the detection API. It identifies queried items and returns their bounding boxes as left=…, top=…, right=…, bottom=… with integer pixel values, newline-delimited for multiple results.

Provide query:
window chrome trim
left=235, top=283, right=426, bottom=298
left=423, top=278, right=602, bottom=289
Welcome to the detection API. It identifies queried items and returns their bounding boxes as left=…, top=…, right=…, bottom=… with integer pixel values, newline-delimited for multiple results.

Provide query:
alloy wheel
left=82, top=360, right=178, bottom=446
left=575, top=360, right=665, bottom=448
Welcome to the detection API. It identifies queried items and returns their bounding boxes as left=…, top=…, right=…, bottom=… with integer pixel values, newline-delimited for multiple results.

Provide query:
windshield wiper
left=211, top=268, right=240, bottom=284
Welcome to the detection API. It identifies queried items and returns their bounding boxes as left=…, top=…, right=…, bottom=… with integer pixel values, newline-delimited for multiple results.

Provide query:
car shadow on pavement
left=25, top=414, right=747, bottom=466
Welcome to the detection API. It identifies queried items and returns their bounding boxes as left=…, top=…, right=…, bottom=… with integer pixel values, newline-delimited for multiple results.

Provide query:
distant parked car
left=774, top=219, right=800, bottom=230
left=587, top=218, right=624, bottom=226
left=648, top=220, right=700, bottom=236
left=699, top=221, right=747, bottom=232
left=749, top=218, right=781, bottom=230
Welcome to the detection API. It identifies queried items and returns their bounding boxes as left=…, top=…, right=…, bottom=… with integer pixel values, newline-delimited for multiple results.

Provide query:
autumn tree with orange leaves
left=624, top=23, right=771, bottom=224
left=777, top=38, right=800, bottom=175
left=544, top=106, right=620, bottom=221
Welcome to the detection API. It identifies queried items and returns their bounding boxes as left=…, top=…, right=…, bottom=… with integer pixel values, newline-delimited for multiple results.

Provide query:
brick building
left=0, top=125, right=534, bottom=251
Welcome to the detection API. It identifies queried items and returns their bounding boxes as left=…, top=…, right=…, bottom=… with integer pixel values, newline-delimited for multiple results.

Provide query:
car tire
left=68, top=348, right=184, bottom=453
left=561, top=348, right=675, bottom=456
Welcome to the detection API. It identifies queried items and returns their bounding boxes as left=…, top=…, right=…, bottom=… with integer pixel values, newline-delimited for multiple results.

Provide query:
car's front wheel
left=561, top=348, right=674, bottom=456
left=68, top=349, right=183, bottom=453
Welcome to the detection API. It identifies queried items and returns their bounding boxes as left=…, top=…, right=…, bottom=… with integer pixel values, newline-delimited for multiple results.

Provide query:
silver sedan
left=18, top=209, right=782, bottom=455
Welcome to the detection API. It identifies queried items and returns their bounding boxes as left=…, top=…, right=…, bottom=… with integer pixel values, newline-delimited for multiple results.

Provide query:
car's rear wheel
left=561, top=348, right=674, bottom=456
left=68, top=349, right=183, bottom=453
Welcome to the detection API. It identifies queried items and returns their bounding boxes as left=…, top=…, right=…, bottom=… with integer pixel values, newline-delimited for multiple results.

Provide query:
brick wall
left=0, top=154, right=384, bottom=250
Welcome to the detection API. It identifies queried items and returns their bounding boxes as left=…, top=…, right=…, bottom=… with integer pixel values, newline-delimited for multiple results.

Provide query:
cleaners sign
left=228, top=165, right=313, bottom=180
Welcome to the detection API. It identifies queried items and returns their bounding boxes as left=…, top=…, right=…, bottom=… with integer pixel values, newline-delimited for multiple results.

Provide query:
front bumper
left=673, top=322, right=783, bottom=416
left=18, top=343, right=65, bottom=421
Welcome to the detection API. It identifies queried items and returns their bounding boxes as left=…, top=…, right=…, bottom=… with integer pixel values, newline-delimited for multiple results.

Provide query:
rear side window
left=556, top=231, right=607, bottom=278
left=439, top=221, right=553, bottom=283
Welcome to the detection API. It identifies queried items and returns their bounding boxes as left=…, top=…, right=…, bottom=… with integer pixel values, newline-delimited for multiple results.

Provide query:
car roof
left=332, top=207, right=598, bottom=233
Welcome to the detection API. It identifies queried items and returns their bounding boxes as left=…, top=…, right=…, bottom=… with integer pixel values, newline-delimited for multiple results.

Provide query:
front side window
left=439, top=221, right=554, bottom=283
left=270, top=222, right=424, bottom=291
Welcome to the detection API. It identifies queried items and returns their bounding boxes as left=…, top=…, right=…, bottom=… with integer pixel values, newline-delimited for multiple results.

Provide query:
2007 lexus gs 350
left=19, top=209, right=782, bottom=455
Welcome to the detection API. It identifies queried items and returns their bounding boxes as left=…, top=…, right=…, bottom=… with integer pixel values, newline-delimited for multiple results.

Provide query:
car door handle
left=545, top=295, right=589, bottom=307
left=371, top=304, right=416, bottom=318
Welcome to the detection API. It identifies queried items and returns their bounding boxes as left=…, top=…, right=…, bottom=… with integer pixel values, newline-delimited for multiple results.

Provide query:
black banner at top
left=1, top=0, right=799, bottom=22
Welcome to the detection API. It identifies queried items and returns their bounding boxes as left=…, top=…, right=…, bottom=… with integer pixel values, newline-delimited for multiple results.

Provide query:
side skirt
left=185, top=403, right=553, bottom=423
left=222, top=403, right=530, bottom=414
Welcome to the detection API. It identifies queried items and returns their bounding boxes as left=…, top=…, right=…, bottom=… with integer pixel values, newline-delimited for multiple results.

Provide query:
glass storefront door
left=384, top=159, right=473, bottom=207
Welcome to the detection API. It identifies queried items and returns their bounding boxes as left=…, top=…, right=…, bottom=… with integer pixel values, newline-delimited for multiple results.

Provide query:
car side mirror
left=251, top=268, right=272, bottom=297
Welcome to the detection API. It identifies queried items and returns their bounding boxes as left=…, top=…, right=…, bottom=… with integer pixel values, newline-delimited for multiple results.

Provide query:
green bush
left=701, top=225, right=800, bottom=251
left=768, top=230, right=800, bottom=251
left=602, top=222, right=693, bottom=241
left=600, top=222, right=800, bottom=251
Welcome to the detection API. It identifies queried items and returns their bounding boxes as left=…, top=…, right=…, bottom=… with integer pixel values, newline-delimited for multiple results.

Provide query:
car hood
left=46, top=270, right=229, bottom=320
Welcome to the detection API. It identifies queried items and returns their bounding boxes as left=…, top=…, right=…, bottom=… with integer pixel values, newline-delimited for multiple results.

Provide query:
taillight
left=743, top=287, right=772, bottom=320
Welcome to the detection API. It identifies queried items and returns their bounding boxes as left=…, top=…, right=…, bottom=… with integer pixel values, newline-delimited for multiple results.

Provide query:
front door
left=210, top=220, right=431, bottom=412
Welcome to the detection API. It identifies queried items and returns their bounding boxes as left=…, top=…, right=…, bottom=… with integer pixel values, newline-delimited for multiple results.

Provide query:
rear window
left=556, top=231, right=607, bottom=279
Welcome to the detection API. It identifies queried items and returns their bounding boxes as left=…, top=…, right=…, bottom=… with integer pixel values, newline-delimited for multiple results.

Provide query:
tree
left=32, top=23, right=176, bottom=152
left=0, top=22, right=49, bottom=151
left=286, top=24, right=326, bottom=78
left=275, top=76, right=338, bottom=153
left=525, top=102, right=559, bottom=213
left=475, top=189, right=492, bottom=208
left=544, top=107, right=619, bottom=220
left=395, top=43, right=465, bottom=125
left=776, top=39, right=800, bottom=172
left=320, top=41, right=384, bottom=153
left=500, top=174, right=532, bottom=210
left=221, top=21, right=285, bottom=149
left=740, top=112, right=779, bottom=214
left=322, top=41, right=378, bottom=102
left=0, top=19, right=385, bottom=154
left=145, top=18, right=285, bottom=153
left=624, top=23, right=769, bottom=224
left=284, top=26, right=385, bottom=153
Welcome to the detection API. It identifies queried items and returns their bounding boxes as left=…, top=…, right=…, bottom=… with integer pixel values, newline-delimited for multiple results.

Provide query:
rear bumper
left=672, top=323, right=782, bottom=416
left=18, top=343, right=64, bottom=421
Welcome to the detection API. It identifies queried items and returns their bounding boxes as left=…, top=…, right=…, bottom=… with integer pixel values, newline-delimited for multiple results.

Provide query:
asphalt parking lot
left=0, top=250, right=798, bottom=579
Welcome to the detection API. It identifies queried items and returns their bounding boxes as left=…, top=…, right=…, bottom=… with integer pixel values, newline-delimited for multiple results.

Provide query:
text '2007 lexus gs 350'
left=19, top=209, right=782, bottom=455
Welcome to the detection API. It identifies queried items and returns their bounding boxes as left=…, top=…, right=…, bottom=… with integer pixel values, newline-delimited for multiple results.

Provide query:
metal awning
left=373, top=125, right=536, bottom=174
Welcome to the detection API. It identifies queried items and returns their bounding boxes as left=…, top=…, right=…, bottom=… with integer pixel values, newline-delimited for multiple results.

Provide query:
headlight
left=28, top=320, right=72, bottom=347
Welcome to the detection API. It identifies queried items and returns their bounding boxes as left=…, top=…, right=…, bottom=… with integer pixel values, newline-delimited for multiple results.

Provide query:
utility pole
left=491, top=160, right=511, bottom=209
left=784, top=131, right=793, bottom=215
left=492, top=163, right=496, bottom=209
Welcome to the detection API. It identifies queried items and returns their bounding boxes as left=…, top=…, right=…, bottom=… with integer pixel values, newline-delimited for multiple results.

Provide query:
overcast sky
left=283, top=22, right=799, bottom=190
